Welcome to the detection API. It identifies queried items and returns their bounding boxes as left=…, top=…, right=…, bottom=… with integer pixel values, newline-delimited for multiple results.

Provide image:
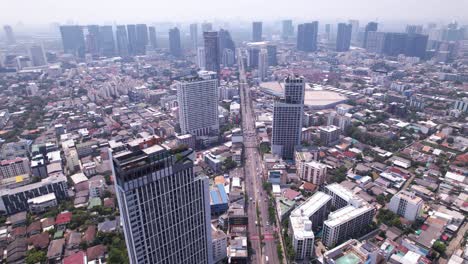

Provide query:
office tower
left=363, top=22, right=378, bottom=48
left=218, top=29, right=235, bottom=63
left=406, top=25, right=423, bottom=34
left=3, top=25, right=15, bottom=45
left=322, top=202, right=375, bottom=247
left=135, top=24, right=148, bottom=55
left=252, top=21, right=262, bottom=42
left=389, top=191, right=423, bottom=221
left=190, top=23, right=198, bottom=49
left=271, top=75, right=305, bottom=160
left=266, top=44, right=277, bottom=66
left=59, top=25, right=86, bottom=58
left=201, top=22, right=213, bottom=33
left=111, top=139, right=213, bottom=264
left=247, top=47, right=260, bottom=68
left=99, top=26, right=115, bottom=57
left=297, top=22, right=318, bottom=52
left=126, top=25, right=137, bottom=55
left=86, top=25, right=100, bottom=55
left=203, top=31, right=220, bottom=73
left=300, top=161, right=327, bottom=185
left=29, top=45, right=47, bottom=66
left=116, top=25, right=129, bottom=57
left=258, top=48, right=268, bottom=81
left=349, top=20, right=359, bottom=43
left=177, top=71, right=219, bottom=136
left=405, top=33, right=428, bottom=59
left=325, top=24, right=332, bottom=40
left=148, top=26, right=157, bottom=49
left=383, top=33, right=408, bottom=56
left=336, top=23, right=352, bottom=52
left=365, top=31, right=385, bottom=53
left=222, top=49, right=235, bottom=67
left=169, top=27, right=182, bottom=57
left=197, top=47, right=206, bottom=69
left=282, top=20, right=294, bottom=39
left=289, top=192, right=332, bottom=260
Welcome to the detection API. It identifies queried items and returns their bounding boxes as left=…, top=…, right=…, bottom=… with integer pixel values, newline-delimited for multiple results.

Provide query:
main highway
left=238, top=51, right=280, bottom=264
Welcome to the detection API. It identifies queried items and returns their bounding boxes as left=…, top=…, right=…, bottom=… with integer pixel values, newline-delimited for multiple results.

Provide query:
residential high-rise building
left=271, top=75, right=305, bottom=159
left=266, top=44, right=277, bottom=66
left=282, top=20, right=294, bottom=39
left=322, top=202, right=375, bottom=247
left=289, top=192, right=332, bottom=260
left=325, top=24, right=332, bottom=41
left=365, top=31, right=385, bottom=53
left=148, top=26, right=157, bottom=49
left=111, top=139, right=213, bottom=264
left=201, top=22, right=213, bottom=33
left=177, top=71, right=219, bottom=137
left=389, top=191, right=423, bottom=221
left=116, top=25, right=129, bottom=57
left=126, top=25, right=137, bottom=55
left=3, top=25, right=15, bottom=45
left=324, top=183, right=358, bottom=210
left=336, top=23, right=352, bottom=52
left=297, top=22, right=318, bottom=52
left=300, top=161, right=327, bottom=185
left=406, top=25, right=423, bottom=34
left=86, top=25, right=100, bottom=55
left=252, top=21, right=262, bottom=42
left=190, top=23, right=198, bottom=49
left=203, top=31, right=220, bottom=73
left=405, top=33, right=428, bottom=59
left=319, top=125, right=340, bottom=146
left=247, top=46, right=260, bottom=68
left=222, top=49, right=235, bottom=67
left=29, top=45, right=47, bottom=66
left=197, top=47, right=206, bottom=69
left=0, top=157, right=31, bottom=179
left=383, top=32, right=408, bottom=56
left=218, top=29, right=235, bottom=64
left=363, top=22, right=378, bottom=48
left=258, top=48, right=268, bottom=81
left=99, top=26, right=115, bottom=57
left=136, top=24, right=148, bottom=55
left=59, top=25, right=86, bottom=58
left=169, top=27, right=182, bottom=57
left=349, top=20, right=359, bottom=43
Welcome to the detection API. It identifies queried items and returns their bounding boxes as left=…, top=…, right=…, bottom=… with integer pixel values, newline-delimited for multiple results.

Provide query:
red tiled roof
left=83, top=225, right=96, bottom=243
left=343, top=151, right=356, bottom=158
left=28, top=232, right=50, bottom=249
left=302, top=182, right=317, bottom=192
left=55, top=212, right=72, bottom=225
left=63, top=251, right=86, bottom=264
left=283, top=189, right=301, bottom=200
left=87, top=244, right=107, bottom=260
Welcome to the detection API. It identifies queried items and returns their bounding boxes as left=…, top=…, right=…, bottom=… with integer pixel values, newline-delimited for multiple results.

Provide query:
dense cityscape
left=0, top=3, right=467, bottom=264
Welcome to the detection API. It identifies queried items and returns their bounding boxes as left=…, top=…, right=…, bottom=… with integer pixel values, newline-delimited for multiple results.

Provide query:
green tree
left=25, top=249, right=46, bottom=264
left=432, top=241, right=446, bottom=255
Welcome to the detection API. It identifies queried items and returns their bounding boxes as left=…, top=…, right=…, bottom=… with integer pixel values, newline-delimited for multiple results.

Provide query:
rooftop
left=325, top=204, right=374, bottom=228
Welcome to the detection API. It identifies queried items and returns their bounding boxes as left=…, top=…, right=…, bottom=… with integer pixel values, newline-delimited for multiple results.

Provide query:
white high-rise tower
left=258, top=48, right=268, bottom=81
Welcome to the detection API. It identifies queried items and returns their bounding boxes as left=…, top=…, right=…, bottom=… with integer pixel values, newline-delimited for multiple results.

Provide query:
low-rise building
left=389, top=191, right=424, bottom=222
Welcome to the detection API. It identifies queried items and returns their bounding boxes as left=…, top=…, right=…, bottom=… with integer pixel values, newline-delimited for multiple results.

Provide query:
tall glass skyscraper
left=297, top=22, right=318, bottom=52
left=252, top=21, right=262, bottom=42
left=271, top=75, right=305, bottom=159
left=99, top=25, right=116, bottom=57
left=116, top=25, right=129, bottom=57
left=59, top=25, right=86, bottom=58
left=111, top=139, right=213, bottom=264
left=336, top=23, right=352, bottom=52
left=169, top=27, right=182, bottom=57
left=203, top=31, right=220, bottom=73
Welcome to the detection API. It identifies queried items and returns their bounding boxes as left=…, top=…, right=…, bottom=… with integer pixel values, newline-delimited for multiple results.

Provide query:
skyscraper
left=111, top=139, right=213, bottom=264
left=197, top=47, right=206, bottom=69
left=363, top=22, right=378, bottom=48
left=365, top=31, right=385, bottom=53
left=59, top=25, right=86, bottom=58
left=297, top=22, right=318, bottom=52
left=136, top=24, right=148, bottom=55
left=86, top=25, right=100, bottom=55
left=252, top=21, right=262, bottom=42
left=203, top=31, right=220, bottom=73
left=29, top=45, right=47, bottom=66
left=406, top=25, right=423, bottom=34
left=126, top=25, right=137, bottom=56
left=336, top=23, right=352, bottom=52
left=177, top=71, right=219, bottom=137
left=99, top=26, right=115, bottom=57
left=266, top=44, right=277, bottom=66
left=169, top=27, right=182, bottom=57
left=349, top=20, right=359, bottom=43
left=271, top=75, right=305, bottom=159
left=3, top=25, right=15, bottom=45
left=383, top=32, right=408, bottom=56
left=405, top=33, right=428, bottom=59
left=282, top=20, right=294, bottom=39
left=258, top=48, right=268, bottom=81
left=116, top=25, right=129, bottom=57
left=201, top=22, right=213, bottom=33
left=218, top=29, right=235, bottom=65
left=148, top=26, right=157, bottom=49
left=190, top=23, right=198, bottom=49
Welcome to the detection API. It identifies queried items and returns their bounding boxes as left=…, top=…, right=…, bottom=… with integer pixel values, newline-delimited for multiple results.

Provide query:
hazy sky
left=2, top=0, right=468, bottom=25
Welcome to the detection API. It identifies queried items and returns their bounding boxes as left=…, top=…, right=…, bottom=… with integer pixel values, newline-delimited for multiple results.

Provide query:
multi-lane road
left=238, top=53, right=281, bottom=264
